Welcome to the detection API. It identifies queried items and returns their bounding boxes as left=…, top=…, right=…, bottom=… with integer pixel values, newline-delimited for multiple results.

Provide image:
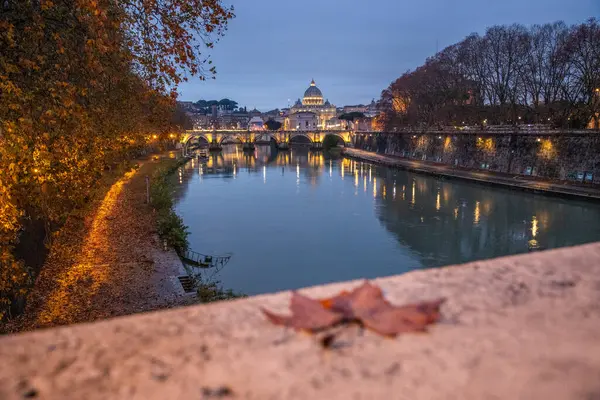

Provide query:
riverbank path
left=7, top=152, right=190, bottom=333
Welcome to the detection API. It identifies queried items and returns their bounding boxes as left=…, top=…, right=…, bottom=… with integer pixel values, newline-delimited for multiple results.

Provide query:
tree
left=122, top=0, right=234, bottom=91
left=265, top=119, right=282, bottom=131
left=561, top=18, right=600, bottom=128
left=380, top=19, right=600, bottom=130
left=172, top=104, right=195, bottom=131
left=0, top=0, right=234, bottom=319
left=218, top=98, right=238, bottom=110
left=195, top=100, right=208, bottom=109
left=339, top=112, right=366, bottom=121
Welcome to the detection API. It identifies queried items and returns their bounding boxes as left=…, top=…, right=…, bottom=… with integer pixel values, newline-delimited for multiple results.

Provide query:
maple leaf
left=261, top=292, right=343, bottom=332
left=321, top=281, right=390, bottom=319
left=262, top=282, right=446, bottom=337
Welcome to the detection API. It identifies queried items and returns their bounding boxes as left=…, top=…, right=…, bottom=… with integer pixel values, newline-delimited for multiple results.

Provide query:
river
left=174, top=144, right=600, bottom=296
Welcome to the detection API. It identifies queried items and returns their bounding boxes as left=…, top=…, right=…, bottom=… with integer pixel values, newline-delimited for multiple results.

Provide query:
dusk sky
left=178, top=0, right=599, bottom=111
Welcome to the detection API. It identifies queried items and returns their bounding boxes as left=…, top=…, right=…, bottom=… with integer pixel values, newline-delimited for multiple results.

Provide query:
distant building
left=325, top=117, right=348, bottom=130
left=217, top=108, right=234, bottom=117
left=231, top=111, right=250, bottom=129
left=286, top=111, right=318, bottom=131
left=343, top=104, right=368, bottom=114
left=218, top=112, right=250, bottom=129
left=365, top=99, right=379, bottom=117
left=262, top=109, right=281, bottom=119
left=190, top=114, right=212, bottom=129
left=343, top=99, right=378, bottom=117
left=248, top=116, right=265, bottom=131
left=248, top=108, right=262, bottom=118
left=286, top=80, right=336, bottom=130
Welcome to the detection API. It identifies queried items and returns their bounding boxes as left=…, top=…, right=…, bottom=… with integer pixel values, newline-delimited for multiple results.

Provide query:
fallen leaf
left=263, top=281, right=446, bottom=337
left=261, top=292, right=344, bottom=332
left=326, top=281, right=392, bottom=319
left=361, top=299, right=446, bottom=337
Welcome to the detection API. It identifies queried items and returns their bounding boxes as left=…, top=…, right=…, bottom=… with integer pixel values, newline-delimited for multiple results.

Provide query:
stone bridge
left=182, top=129, right=355, bottom=151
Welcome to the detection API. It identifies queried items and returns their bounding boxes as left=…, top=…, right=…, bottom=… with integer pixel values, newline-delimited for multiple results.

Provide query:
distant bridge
left=182, top=129, right=355, bottom=152
left=181, top=127, right=596, bottom=154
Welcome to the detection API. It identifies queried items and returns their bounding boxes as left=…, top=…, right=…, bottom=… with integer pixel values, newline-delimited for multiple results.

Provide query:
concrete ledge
left=2, top=243, right=600, bottom=399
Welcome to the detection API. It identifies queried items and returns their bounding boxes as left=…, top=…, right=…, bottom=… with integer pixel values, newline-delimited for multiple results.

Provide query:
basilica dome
left=302, top=80, right=324, bottom=106
left=289, top=79, right=337, bottom=130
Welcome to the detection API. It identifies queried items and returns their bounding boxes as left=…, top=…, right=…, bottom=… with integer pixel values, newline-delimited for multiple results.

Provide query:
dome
left=304, top=80, right=323, bottom=98
left=302, top=79, right=324, bottom=106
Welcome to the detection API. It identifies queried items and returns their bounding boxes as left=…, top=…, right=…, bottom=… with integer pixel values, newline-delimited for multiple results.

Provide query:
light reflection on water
left=174, top=144, right=600, bottom=296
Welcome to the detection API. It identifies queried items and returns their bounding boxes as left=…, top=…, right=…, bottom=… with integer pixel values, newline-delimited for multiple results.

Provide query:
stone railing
left=1, top=242, right=600, bottom=399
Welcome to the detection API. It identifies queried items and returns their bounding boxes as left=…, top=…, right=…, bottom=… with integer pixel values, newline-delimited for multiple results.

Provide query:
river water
left=174, top=145, right=600, bottom=296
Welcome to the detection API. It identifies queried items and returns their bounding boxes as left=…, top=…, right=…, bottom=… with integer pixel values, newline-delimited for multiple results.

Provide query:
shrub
left=151, top=160, right=189, bottom=254
left=156, top=210, right=189, bottom=254
left=197, top=281, right=246, bottom=303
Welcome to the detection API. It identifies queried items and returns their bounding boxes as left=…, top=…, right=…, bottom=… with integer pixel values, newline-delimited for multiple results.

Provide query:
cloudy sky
left=177, top=0, right=598, bottom=110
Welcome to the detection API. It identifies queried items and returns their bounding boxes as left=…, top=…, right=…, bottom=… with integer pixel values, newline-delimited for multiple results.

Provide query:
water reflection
left=474, top=201, right=480, bottom=225
left=174, top=144, right=600, bottom=295
left=373, top=166, right=600, bottom=267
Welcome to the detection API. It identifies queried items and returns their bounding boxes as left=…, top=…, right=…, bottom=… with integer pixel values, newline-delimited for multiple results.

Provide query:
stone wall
left=353, top=131, right=600, bottom=183
left=2, top=242, right=600, bottom=399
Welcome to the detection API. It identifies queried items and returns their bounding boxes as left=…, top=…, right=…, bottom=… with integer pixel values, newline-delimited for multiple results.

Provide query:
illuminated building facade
left=287, top=80, right=337, bottom=130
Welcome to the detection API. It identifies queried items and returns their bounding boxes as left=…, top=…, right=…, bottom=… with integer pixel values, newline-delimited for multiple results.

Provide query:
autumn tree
left=0, top=0, right=234, bottom=319
left=380, top=19, right=600, bottom=130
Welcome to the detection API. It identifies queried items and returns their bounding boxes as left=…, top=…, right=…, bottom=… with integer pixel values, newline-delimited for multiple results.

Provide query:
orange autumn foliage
left=0, top=0, right=233, bottom=319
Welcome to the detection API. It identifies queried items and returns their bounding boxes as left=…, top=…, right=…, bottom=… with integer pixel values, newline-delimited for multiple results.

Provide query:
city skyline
left=177, top=0, right=598, bottom=110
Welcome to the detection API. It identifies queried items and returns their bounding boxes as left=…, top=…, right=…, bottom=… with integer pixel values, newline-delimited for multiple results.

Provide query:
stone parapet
left=1, top=243, right=600, bottom=399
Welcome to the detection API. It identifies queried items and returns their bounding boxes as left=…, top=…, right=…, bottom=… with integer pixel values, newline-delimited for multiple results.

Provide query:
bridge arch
left=219, top=135, right=244, bottom=145
left=322, top=132, right=348, bottom=146
left=185, top=134, right=210, bottom=151
left=289, top=133, right=314, bottom=144
left=254, top=132, right=279, bottom=144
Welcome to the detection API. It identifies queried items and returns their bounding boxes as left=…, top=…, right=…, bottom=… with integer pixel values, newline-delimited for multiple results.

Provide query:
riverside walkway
left=3, top=152, right=191, bottom=334
left=343, top=148, right=600, bottom=201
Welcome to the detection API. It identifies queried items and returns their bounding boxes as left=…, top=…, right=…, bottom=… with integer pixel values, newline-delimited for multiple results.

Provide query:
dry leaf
left=263, top=281, right=445, bottom=337
left=324, top=281, right=391, bottom=319
left=261, top=292, right=343, bottom=332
